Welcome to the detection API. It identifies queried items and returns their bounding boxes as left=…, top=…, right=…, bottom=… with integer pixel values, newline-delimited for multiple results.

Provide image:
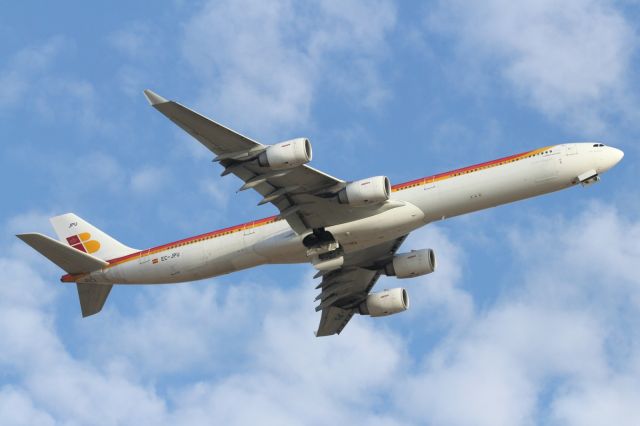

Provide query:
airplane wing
left=144, top=90, right=394, bottom=233
left=315, top=235, right=407, bottom=336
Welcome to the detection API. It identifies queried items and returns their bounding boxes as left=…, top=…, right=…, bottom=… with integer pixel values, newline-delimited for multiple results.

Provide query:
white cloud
left=4, top=211, right=53, bottom=238
left=155, top=280, right=405, bottom=425
left=181, top=0, right=396, bottom=137
left=4, top=200, right=640, bottom=425
left=0, top=243, right=407, bottom=424
left=5, top=3, right=639, bottom=425
left=395, top=224, right=474, bottom=331
left=0, top=386, right=55, bottom=426
left=398, top=202, right=640, bottom=425
left=199, top=180, right=231, bottom=208
left=108, top=22, right=157, bottom=59
left=550, top=376, right=640, bottom=426
left=428, top=0, right=638, bottom=133
left=0, top=36, right=66, bottom=109
left=84, top=284, right=263, bottom=376
left=0, top=251, right=167, bottom=425
left=48, top=151, right=126, bottom=197
left=107, top=22, right=165, bottom=98
left=45, top=154, right=180, bottom=201
left=114, top=65, right=146, bottom=98
left=3, top=206, right=410, bottom=424
left=130, top=166, right=170, bottom=195
left=0, top=37, right=106, bottom=130
left=399, top=304, right=606, bottom=426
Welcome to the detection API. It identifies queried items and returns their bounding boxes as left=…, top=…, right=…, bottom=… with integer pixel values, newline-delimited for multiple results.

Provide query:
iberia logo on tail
left=66, top=233, right=100, bottom=254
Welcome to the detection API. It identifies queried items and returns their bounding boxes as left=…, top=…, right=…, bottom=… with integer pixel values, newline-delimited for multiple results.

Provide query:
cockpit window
left=593, top=143, right=606, bottom=147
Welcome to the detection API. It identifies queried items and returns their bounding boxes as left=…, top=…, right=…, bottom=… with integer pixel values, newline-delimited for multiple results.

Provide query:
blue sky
left=1, top=1, right=639, bottom=424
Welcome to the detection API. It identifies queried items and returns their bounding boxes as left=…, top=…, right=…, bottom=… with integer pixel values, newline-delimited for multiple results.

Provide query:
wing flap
left=316, top=306, right=355, bottom=337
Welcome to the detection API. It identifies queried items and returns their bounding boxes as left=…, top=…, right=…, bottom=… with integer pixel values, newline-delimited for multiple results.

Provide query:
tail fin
left=49, top=213, right=137, bottom=261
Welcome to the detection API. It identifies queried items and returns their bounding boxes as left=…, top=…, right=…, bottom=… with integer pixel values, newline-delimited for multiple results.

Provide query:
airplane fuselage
left=66, top=142, right=622, bottom=285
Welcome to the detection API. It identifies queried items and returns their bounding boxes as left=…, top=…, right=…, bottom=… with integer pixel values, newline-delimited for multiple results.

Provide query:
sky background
left=1, top=1, right=640, bottom=424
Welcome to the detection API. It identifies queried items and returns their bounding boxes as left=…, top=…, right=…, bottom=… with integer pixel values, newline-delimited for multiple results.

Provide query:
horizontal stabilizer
left=77, top=283, right=112, bottom=317
left=16, top=233, right=108, bottom=274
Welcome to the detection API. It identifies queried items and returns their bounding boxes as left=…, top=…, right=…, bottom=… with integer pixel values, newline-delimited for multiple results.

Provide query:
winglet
left=143, top=89, right=168, bottom=106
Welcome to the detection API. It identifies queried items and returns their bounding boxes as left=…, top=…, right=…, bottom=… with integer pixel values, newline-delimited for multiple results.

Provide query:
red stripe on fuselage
left=106, top=215, right=279, bottom=267
left=392, top=146, right=550, bottom=191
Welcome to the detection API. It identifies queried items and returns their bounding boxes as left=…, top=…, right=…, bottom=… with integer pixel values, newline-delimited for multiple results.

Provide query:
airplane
left=17, top=90, right=624, bottom=336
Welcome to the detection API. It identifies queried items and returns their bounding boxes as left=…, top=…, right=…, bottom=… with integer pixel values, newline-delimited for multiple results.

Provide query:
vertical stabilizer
left=50, top=213, right=137, bottom=261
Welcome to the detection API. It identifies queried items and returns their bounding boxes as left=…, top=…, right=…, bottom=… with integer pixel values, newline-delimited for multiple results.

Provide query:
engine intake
left=337, top=176, right=391, bottom=206
left=385, top=249, right=436, bottom=278
left=258, top=138, right=312, bottom=170
left=359, top=288, right=409, bottom=317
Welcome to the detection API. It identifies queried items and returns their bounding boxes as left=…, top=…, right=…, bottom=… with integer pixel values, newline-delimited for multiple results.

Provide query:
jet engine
left=359, top=288, right=409, bottom=317
left=258, top=138, right=312, bottom=170
left=385, top=249, right=436, bottom=278
left=337, top=176, right=391, bottom=206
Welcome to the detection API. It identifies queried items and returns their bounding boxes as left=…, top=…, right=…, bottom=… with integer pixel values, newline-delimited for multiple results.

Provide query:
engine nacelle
left=337, top=176, right=391, bottom=206
left=359, top=288, right=409, bottom=317
left=385, top=249, right=436, bottom=279
left=258, top=138, right=312, bottom=170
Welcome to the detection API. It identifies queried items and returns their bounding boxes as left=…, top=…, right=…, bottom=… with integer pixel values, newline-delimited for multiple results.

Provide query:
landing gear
left=303, top=228, right=343, bottom=271
left=303, top=228, right=338, bottom=254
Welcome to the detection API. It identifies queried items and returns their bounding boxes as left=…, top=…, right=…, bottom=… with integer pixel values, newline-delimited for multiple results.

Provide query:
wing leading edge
left=143, top=90, right=403, bottom=233
left=144, top=89, right=346, bottom=232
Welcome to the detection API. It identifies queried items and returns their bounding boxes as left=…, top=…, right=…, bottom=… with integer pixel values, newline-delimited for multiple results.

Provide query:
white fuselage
left=72, top=143, right=623, bottom=285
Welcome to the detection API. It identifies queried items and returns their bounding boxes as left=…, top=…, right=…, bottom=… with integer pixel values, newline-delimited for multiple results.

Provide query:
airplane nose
left=600, top=147, right=624, bottom=172
left=612, top=147, right=624, bottom=165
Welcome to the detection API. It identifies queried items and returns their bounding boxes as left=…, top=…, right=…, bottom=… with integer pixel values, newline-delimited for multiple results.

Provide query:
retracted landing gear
left=303, top=228, right=338, bottom=254
left=303, top=228, right=344, bottom=271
